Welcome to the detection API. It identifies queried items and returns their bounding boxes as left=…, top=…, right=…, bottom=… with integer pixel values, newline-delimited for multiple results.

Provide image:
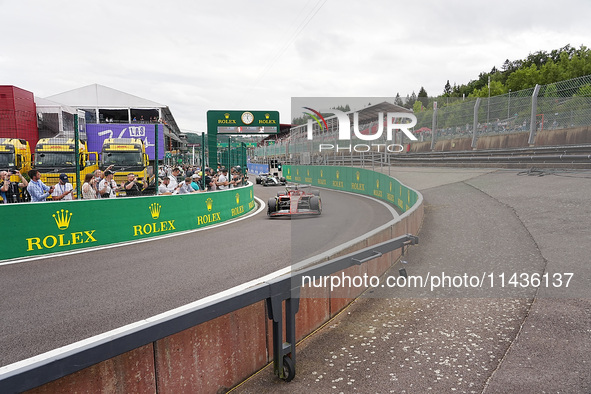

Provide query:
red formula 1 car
left=267, top=184, right=322, bottom=217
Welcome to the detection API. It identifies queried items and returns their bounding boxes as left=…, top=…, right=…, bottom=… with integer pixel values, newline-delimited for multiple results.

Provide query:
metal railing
left=0, top=234, right=418, bottom=392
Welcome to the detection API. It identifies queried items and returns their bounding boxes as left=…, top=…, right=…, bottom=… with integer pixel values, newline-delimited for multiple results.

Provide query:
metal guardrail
left=274, top=145, right=591, bottom=169
left=0, top=234, right=418, bottom=392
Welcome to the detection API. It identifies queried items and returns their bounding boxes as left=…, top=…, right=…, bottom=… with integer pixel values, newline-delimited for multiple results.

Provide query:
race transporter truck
left=100, top=138, right=150, bottom=190
left=33, top=138, right=99, bottom=192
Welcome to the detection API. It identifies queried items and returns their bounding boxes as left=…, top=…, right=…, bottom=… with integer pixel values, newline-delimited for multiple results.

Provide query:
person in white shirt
left=168, top=168, right=180, bottom=190
left=158, top=177, right=175, bottom=195
left=98, top=170, right=118, bottom=198
left=216, top=168, right=230, bottom=190
left=51, top=173, right=74, bottom=200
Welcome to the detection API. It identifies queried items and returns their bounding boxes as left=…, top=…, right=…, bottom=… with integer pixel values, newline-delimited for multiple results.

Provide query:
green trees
left=443, top=45, right=591, bottom=98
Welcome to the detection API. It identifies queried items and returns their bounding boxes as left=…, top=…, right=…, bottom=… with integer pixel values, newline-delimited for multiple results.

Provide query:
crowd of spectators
left=0, top=163, right=248, bottom=204
left=156, top=164, right=247, bottom=194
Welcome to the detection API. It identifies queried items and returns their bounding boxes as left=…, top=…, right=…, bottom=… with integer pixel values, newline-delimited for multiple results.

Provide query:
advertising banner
left=86, top=124, right=166, bottom=160
left=284, top=165, right=418, bottom=213
left=1, top=186, right=255, bottom=261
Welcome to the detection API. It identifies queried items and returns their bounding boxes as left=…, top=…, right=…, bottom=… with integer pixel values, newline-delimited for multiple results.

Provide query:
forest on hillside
left=399, top=44, right=591, bottom=113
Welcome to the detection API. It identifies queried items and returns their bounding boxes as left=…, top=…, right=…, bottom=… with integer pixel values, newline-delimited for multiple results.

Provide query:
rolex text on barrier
left=284, top=165, right=418, bottom=213
left=1, top=186, right=255, bottom=261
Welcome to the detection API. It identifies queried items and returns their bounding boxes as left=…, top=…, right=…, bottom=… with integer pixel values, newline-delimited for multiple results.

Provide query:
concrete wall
left=409, top=126, right=591, bottom=153
left=24, top=175, right=424, bottom=394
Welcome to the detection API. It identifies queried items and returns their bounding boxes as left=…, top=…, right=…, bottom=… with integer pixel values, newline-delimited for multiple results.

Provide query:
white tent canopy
left=45, top=84, right=166, bottom=109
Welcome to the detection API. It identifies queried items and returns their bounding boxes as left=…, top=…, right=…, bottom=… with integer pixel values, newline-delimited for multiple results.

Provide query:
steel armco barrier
left=0, top=234, right=418, bottom=392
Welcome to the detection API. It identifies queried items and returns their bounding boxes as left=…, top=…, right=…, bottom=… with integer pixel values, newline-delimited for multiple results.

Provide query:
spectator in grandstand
left=178, top=177, right=196, bottom=194
left=99, top=170, right=118, bottom=198
left=190, top=174, right=201, bottom=191
left=27, top=169, right=54, bottom=202
left=158, top=176, right=173, bottom=195
left=122, top=173, right=148, bottom=197
left=82, top=173, right=97, bottom=199
left=185, top=166, right=194, bottom=178
left=202, top=168, right=217, bottom=191
left=216, top=168, right=230, bottom=190
left=93, top=169, right=103, bottom=198
left=51, top=173, right=74, bottom=201
left=231, top=166, right=244, bottom=187
left=1, top=170, right=28, bottom=203
left=169, top=167, right=181, bottom=190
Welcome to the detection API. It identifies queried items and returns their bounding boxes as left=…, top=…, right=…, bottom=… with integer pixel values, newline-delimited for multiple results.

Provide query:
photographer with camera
left=1, top=170, right=29, bottom=204
left=122, top=173, right=148, bottom=197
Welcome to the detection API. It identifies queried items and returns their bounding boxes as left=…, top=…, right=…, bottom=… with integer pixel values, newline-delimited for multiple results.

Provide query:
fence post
left=430, top=103, right=438, bottom=151
left=472, top=98, right=481, bottom=149
left=74, top=115, right=81, bottom=199
left=154, top=124, right=159, bottom=194
left=528, top=84, right=541, bottom=145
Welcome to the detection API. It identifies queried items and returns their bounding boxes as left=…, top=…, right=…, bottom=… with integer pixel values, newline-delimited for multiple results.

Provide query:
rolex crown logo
left=206, top=197, right=213, bottom=212
left=265, top=113, right=270, bottom=119
left=224, top=113, right=230, bottom=119
left=377, top=179, right=380, bottom=188
left=235, top=193, right=240, bottom=205
left=53, top=209, right=72, bottom=230
left=356, top=171, right=360, bottom=181
left=390, top=182, right=392, bottom=192
left=250, top=190, right=253, bottom=199
left=320, top=170, right=323, bottom=177
left=307, top=169, right=310, bottom=176
left=149, top=203, right=161, bottom=219
left=336, top=171, right=339, bottom=179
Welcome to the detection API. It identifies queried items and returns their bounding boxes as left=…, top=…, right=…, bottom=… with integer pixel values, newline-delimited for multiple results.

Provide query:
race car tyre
left=256, top=176, right=261, bottom=184
left=312, top=189, right=320, bottom=196
left=279, top=177, right=286, bottom=182
left=267, top=197, right=277, bottom=215
left=277, top=191, right=284, bottom=197
left=310, top=196, right=321, bottom=213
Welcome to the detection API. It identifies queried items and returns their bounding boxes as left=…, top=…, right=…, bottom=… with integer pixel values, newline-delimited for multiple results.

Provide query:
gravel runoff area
left=233, top=167, right=591, bottom=394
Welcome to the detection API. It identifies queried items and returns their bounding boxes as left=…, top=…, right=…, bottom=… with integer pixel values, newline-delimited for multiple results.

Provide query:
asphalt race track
left=0, top=182, right=395, bottom=367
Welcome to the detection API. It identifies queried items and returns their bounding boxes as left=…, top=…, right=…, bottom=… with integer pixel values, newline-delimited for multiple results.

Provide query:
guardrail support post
left=266, top=283, right=300, bottom=382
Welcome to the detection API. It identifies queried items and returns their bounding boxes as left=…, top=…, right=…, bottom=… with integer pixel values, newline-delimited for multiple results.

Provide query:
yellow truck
left=100, top=138, right=150, bottom=187
left=34, top=138, right=99, bottom=193
left=0, top=138, right=32, bottom=181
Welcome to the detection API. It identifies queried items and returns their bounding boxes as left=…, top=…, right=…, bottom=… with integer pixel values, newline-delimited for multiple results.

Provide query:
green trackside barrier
left=283, top=165, right=418, bottom=213
left=0, top=185, right=255, bottom=261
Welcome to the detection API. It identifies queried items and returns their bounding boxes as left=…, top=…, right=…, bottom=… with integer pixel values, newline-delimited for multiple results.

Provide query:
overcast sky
left=2, top=0, right=590, bottom=134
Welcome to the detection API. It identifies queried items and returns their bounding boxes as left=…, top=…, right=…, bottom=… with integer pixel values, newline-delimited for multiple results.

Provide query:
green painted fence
left=1, top=186, right=255, bottom=261
left=284, top=165, right=418, bottom=212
